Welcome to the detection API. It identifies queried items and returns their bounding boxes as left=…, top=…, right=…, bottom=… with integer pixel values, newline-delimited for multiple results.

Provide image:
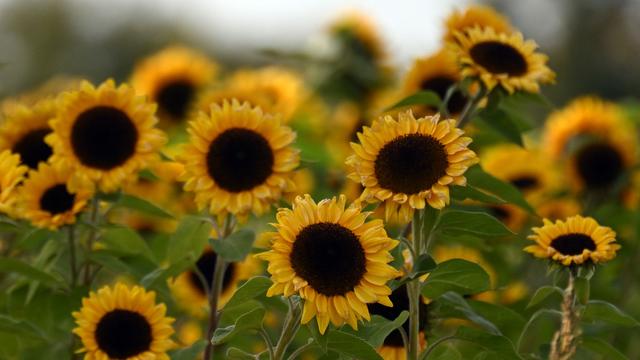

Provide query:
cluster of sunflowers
left=0, top=4, right=638, bottom=360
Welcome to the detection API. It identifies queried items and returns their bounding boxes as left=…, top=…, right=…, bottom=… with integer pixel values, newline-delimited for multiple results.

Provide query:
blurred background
left=1, top=0, right=640, bottom=104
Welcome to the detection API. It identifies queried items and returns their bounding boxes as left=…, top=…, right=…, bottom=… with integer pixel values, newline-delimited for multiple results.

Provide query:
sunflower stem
left=408, top=209, right=424, bottom=360
left=456, top=84, right=486, bottom=128
left=83, top=196, right=100, bottom=285
left=67, top=225, right=77, bottom=287
left=273, top=298, right=302, bottom=360
left=549, top=269, right=581, bottom=360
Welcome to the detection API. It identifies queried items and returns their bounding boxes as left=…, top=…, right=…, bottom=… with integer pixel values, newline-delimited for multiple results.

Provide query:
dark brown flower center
left=188, top=250, right=236, bottom=295
left=510, top=175, right=539, bottom=192
left=156, top=80, right=196, bottom=120
left=206, top=128, right=274, bottom=193
left=71, top=106, right=138, bottom=170
left=95, top=309, right=152, bottom=358
left=374, top=134, right=448, bottom=194
left=419, top=76, right=467, bottom=114
left=574, top=142, right=624, bottom=189
left=550, top=233, right=596, bottom=256
left=290, top=222, right=366, bottom=296
left=488, top=205, right=510, bottom=222
left=469, top=41, right=528, bottom=76
left=39, top=184, right=75, bottom=215
left=11, top=128, right=52, bottom=169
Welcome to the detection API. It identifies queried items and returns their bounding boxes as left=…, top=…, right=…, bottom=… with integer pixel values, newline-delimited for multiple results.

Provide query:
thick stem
left=407, top=210, right=424, bottom=360
left=550, top=270, right=581, bottom=360
left=456, top=85, right=487, bottom=128
left=273, top=299, right=302, bottom=360
left=67, top=226, right=77, bottom=287
left=203, top=256, right=227, bottom=360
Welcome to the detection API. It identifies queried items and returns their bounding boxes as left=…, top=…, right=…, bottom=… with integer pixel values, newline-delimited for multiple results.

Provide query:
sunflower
left=179, top=100, right=299, bottom=216
left=536, top=198, right=581, bottom=222
left=0, top=150, right=28, bottom=215
left=448, top=27, right=555, bottom=93
left=46, top=80, right=166, bottom=192
left=330, top=11, right=385, bottom=63
left=170, top=247, right=260, bottom=317
left=17, top=163, right=93, bottom=230
left=327, top=102, right=371, bottom=164
left=194, top=86, right=276, bottom=119
left=130, top=46, right=218, bottom=124
left=443, top=5, right=513, bottom=43
left=543, top=97, right=636, bottom=192
left=525, top=215, right=619, bottom=266
left=486, top=204, right=528, bottom=233
left=346, top=111, right=478, bottom=223
left=257, top=195, right=399, bottom=334
left=0, top=98, right=56, bottom=169
left=72, top=283, right=175, bottom=360
left=402, top=50, right=468, bottom=116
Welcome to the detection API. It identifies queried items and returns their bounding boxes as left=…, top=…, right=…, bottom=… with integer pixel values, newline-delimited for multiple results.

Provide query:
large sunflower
left=330, top=11, right=386, bottom=63
left=443, top=5, right=513, bottom=43
left=543, top=97, right=636, bottom=192
left=47, top=80, right=167, bottom=192
left=525, top=215, right=619, bottom=266
left=0, top=150, right=28, bottom=215
left=130, top=46, right=218, bottom=124
left=73, top=283, right=175, bottom=360
left=257, top=195, right=399, bottom=334
left=346, top=111, right=478, bottom=223
left=169, top=247, right=260, bottom=317
left=0, top=98, right=56, bottom=169
left=17, top=163, right=93, bottom=230
left=179, top=100, right=299, bottom=216
left=448, top=27, right=555, bottom=93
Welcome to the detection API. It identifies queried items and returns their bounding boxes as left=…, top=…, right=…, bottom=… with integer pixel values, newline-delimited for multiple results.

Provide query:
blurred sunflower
left=0, top=98, right=56, bottom=169
left=257, top=195, right=399, bottom=334
left=0, top=150, right=28, bottom=215
left=194, top=86, right=275, bottom=119
left=330, top=11, right=386, bottom=63
left=525, top=215, right=619, bottom=266
left=448, top=27, right=555, bottom=93
left=443, top=4, right=513, bottom=43
left=130, top=46, right=218, bottom=124
left=544, top=97, right=636, bottom=192
left=486, top=204, right=528, bottom=233
left=73, top=283, right=175, bottom=360
left=326, top=102, right=370, bottom=163
left=46, top=80, right=167, bottom=192
left=17, top=163, right=92, bottom=230
left=179, top=100, right=299, bottom=216
left=170, top=248, right=260, bottom=317
left=346, top=111, right=477, bottom=223
left=536, top=198, right=581, bottom=222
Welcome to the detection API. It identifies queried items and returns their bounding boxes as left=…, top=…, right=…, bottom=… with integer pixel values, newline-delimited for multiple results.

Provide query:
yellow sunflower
left=525, top=215, right=619, bottom=266
left=257, top=195, right=399, bottom=334
left=536, top=198, right=581, bottom=222
left=72, top=283, right=175, bottom=360
left=194, top=86, right=276, bottom=120
left=169, top=247, right=261, bottom=317
left=486, top=204, right=528, bottom=233
left=543, top=97, right=636, bottom=192
left=330, top=11, right=386, bottom=63
left=443, top=4, right=513, bottom=43
left=0, top=150, right=28, bottom=215
left=46, top=80, right=167, bottom=192
left=346, top=111, right=478, bottom=223
left=0, top=98, right=56, bottom=169
left=179, top=100, right=299, bottom=216
left=17, top=163, right=93, bottom=230
left=448, top=27, right=555, bottom=93
left=327, top=102, right=371, bottom=164
left=130, top=46, right=218, bottom=124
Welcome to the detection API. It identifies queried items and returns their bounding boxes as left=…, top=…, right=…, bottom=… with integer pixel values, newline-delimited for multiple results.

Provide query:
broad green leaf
left=219, top=300, right=263, bottom=328
left=427, top=344, right=462, bottom=360
left=581, top=336, right=628, bottom=360
left=227, top=347, right=256, bottom=360
left=169, top=341, right=206, bottom=360
left=0, top=315, right=48, bottom=341
left=454, top=327, right=521, bottom=360
left=88, top=251, right=132, bottom=274
left=223, top=276, right=272, bottom=309
left=421, top=259, right=490, bottom=298
left=437, top=292, right=500, bottom=335
left=115, top=194, right=174, bottom=219
left=325, top=330, right=383, bottom=360
left=437, top=210, right=514, bottom=238
left=390, top=244, right=405, bottom=270
left=360, top=311, right=409, bottom=348
left=526, top=286, right=563, bottom=309
left=451, top=185, right=507, bottom=205
left=410, top=254, right=437, bottom=279
left=212, top=307, right=265, bottom=344
left=101, top=225, right=155, bottom=261
left=386, top=91, right=441, bottom=111
left=476, top=108, right=525, bottom=146
left=0, top=258, right=64, bottom=288
left=212, top=229, right=255, bottom=262
left=15, top=228, right=54, bottom=251
left=139, top=257, right=193, bottom=288
left=582, top=300, right=640, bottom=327
left=467, top=299, right=526, bottom=341
left=464, top=165, right=535, bottom=213
left=167, top=215, right=213, bottom=264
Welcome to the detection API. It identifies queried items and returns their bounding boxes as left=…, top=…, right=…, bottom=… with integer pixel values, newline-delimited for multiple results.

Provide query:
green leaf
left=88, top=251, right=132, bottom=274
left=467, top=299, right=526, bottom=341
left=0, top=258, right=64, bottom=288
left=582, top=300, right=640, bottom=327
left=167, top=215, right=213, bottom=264
left=451, top=185, right=507, bottom=205
left=386, top=91, right=441, bottom=111
left=361, top=311, right=409, bottom=348
left=526, top=286, right=563, bottom=309
left=223, top=276, right=272, bottom=309
left=0, top=315, right=48, bottom=341
left=212, top=307, right=265, bottom=345
left=169, top=341, right=206, bottom=360
left=410, top=254, right=437, bottom=279
left=101, top=225, right=155, bottom=261
left=390, top=244, right=405, bottom=270
left=581, top=336, right=628, bottom=360
left=437, top=292, right=500, bottom=335
left=464, top=165, right=535, bottom=213
left=476, top=108, right=525, bottom=146
left=325, top=330, right=383, bottom=360
left=421, top=259, right=490, bottom=298
left=139, top=257, right=193, bottom=288
left=454, top=327, right=521, bottom=360
left=115, top=194, right=174, bottom=219
left=15, top=228, right=54, bottom=251
left=226, top=347, right=257, bottom=360
left=211, top=229, right=255, bottom=262
left=437, top=210, right=514, bottom=238
left=428, top=344, right=462, bottom=360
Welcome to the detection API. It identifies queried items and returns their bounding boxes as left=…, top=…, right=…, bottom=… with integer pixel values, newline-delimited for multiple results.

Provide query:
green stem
left=83, top=197, right=100, bottom=285
left=67, top=226, right=77, bottom=287
left=439, top=83, right=458, bottom=118
left=259, top=327, right=275, bottom=360
left=273, top=299, right=302, bottom=360
left=456, top=85, right=487, bottom=128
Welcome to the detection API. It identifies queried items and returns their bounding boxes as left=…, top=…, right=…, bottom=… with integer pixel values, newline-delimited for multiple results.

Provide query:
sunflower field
left=1, top=2, right=640, bottom=360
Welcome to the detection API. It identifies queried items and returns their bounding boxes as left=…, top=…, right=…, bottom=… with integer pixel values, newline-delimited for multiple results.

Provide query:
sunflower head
left=47, top=79, right=167, bottom=193
left=443, top=4, right=513, bottom=43
left=448, top=27, right=555, bottom=94
left=257, top=195, right=399, bottom=334
left=330, top=11, right=386, bottom=63
left=179, top=99, right=299, bottom=216
left=73, top=283, right=175, bottom=360
left=525, top=215, right=619, bottom=266
left=0, top=150, right=28, bottom=215
left=346, top=110, right=478, bottom=223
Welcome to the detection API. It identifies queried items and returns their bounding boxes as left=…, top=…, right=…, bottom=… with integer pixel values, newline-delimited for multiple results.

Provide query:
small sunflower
left=169, top=247, right=260, bottom=317
left=73, top=283, right=175, bottom=360
left=179, top=100, right=299, bottom=216
left=47, top=80, right=167, bottom=192
left=17, top=163, right=93, bottom=230
left=346, top=111, right=478, bottom=223
left=330, top=11, right=386, bottom=63
left=130, top=46, right=218, bottom=124
left=525, top=215, right=619, bottom=266
left=257, top=195, right=399, bottom=334
left=448, top=27, right=555, bottom=93
left=443, top=4, right=513, bottom=43
left=543, top=97, right=636, bottom=192
left=0, top=98, right=56, bottom=169
left=536, top=198, right=581, bottom=222
left=0, top=150, right=28, bottom=215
